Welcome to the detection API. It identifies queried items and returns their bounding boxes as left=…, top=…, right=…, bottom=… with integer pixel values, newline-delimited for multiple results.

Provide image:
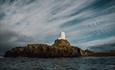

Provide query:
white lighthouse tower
left=58, top=32, right=66, bottom=40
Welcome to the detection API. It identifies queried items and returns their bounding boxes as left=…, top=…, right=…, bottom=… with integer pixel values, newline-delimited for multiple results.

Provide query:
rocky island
left=4, top=32, right=115, bottom=58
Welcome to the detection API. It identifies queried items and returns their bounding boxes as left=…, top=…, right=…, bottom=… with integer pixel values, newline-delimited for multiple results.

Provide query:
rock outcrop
left=52, top=39, right=70, bottom=47
left=4, top=32, right=115, bottom=58
left=4, top=39, right=83, bottom=58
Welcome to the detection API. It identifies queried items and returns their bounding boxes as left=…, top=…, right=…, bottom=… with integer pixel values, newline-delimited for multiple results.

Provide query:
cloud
left=77, top=36, right=115, bottom=48
left=0, top=0, right=115, bottom=54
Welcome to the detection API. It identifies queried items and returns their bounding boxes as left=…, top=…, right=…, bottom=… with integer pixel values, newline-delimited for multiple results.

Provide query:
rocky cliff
left=4, top=39, right=86, bottom=58
left=4, top=38, right=115, bottom=58
left=52, top=39, right=70, bottom=47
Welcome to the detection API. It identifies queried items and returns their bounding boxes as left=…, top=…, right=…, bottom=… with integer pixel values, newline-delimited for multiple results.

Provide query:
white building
left=58, top=32, right=66, bottom=40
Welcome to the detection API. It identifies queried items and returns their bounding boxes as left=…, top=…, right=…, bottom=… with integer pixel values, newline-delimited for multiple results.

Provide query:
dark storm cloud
left=0, top=0, right=15, bottom=4
left=88, top=43, right=115, bottom=52
left=0, top=24, right=36, bottom=55
left=90, top=0, right=115, bottom=9
left=0, top=12, right=5, bottom=20
left=0, top=27, right=17, bottom=54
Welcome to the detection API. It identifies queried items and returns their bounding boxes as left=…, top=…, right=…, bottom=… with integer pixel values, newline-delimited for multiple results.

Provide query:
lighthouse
left=52, top=32, right=70, bottom=46
left=58, top=32, right=66, bottom=40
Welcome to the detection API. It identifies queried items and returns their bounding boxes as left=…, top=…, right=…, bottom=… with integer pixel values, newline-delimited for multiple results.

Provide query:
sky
left=0, top=0, right=115, bottom=55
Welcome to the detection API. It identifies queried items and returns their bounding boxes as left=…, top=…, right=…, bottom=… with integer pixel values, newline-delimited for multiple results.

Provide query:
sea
left=0, top=57, right=115, bottom=70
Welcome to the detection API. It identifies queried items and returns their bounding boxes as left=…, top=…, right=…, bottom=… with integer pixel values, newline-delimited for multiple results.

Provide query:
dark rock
left=4, top=39, right=84, bottom=58
left=52, top=39, right=70, bottom=47
left=4, top=39, right=115, bottom=58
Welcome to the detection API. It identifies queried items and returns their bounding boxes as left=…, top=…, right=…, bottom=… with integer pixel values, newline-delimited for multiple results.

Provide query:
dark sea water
left=0, top=57, right=115, bottom=70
